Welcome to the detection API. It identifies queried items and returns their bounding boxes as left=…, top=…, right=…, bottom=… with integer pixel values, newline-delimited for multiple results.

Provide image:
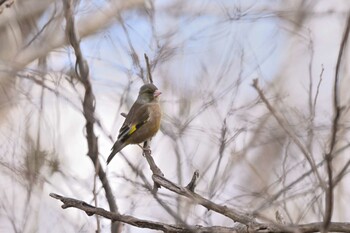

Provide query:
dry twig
left=252, top=79, right=325, bottom=189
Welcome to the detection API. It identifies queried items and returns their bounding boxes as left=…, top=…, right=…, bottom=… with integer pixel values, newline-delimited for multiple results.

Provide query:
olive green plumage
left=107, top=83, right=162, bottom=164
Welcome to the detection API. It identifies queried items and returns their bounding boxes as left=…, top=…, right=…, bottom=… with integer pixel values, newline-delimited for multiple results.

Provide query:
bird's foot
left=142, top=146, right=151, bottom=156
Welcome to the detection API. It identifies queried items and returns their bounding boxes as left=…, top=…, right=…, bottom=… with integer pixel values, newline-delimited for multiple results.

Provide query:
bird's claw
left=142, top=147, right=151, bottom=156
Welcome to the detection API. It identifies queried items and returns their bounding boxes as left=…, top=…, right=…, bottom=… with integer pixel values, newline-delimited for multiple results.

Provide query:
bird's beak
left=154, top=90, right=162, bottom=97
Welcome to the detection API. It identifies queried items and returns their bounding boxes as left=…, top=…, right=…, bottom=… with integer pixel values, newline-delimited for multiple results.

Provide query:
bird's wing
left=122, top=100, right=142, bottom=127
left=117, top=104, right=150, bottom=142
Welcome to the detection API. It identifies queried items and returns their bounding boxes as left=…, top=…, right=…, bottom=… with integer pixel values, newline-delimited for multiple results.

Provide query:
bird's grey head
left=138, top=83, right=161, bottom=103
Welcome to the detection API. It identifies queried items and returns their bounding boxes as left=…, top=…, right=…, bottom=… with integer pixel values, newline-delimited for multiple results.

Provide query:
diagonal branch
left=152, top=174, right=257, bottom=226
left=252, top=79, right=325, bottom=189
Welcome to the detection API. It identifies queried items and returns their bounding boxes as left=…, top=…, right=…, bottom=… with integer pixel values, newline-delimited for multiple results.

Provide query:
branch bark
left=49, top=193, right=246, bottom=233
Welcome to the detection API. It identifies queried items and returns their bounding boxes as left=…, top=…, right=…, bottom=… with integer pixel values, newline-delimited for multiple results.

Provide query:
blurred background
left=1, top=0, right=350, bottom=232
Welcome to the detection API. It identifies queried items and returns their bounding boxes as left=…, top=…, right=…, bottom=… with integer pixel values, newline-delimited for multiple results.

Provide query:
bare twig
left=255, top=143, right=350, bottom=212
left=62, top=1, right=120, bottom=232
left=323, top=13, right=350, bottom=232
left=118, top=15, right=145, bottom=81
left=144, top=53, right=153, bottom=84
left=312, top=65, right=324, bottom=117
left=252, top=79, right=325, bottom=189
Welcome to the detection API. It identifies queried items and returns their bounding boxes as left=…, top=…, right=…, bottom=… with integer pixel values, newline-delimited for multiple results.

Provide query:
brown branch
left=49, top=193, right=247, bottom=233
left=143, top=141, right=164, bottom=191
left=252, top=79, right=325, bottom=189
left=152, top=174, right=258, bottom=227
left=121, top=153, right=188, bottom=225
left=323, top=13, right=350, bottom=232
left=50, top=187, right=350, bottom=233
left=62, top=1, right=120, bottom=232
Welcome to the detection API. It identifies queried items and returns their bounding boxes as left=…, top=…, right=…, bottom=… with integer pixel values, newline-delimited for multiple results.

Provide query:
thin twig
left=312, top=65, right=324, bottom=117
left=144, top=53, right=153, bottom=83
left=252, top=79, right=325, bottom=189
left=255, top=143, right=350, bottom=212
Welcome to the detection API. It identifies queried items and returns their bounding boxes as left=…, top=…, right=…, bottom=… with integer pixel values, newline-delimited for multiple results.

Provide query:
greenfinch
left=107, top=83, right=162, bottom=164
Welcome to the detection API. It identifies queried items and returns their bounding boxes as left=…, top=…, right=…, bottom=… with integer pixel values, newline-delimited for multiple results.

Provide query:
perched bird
left=107, top=83, right=162, bottom=164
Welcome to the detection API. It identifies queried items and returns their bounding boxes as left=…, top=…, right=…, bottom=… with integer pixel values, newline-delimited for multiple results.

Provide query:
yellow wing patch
left=128, top=124, right=137, bottom=135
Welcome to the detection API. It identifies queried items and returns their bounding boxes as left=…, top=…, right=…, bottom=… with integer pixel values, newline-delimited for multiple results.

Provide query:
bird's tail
left=107, top=141, right=125, bottom=164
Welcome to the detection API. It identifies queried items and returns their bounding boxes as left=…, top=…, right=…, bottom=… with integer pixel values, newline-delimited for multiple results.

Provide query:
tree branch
left=152, top=174, right=258, bottom=227
left=62, top=1, right=121, bottom=232
left=50, top=187, right=350, bottom=233
left=49, top=193, right=247, bottom=233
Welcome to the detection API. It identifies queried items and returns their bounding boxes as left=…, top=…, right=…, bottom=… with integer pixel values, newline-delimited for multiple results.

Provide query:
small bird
left=107, top=83, right=162, bottom=164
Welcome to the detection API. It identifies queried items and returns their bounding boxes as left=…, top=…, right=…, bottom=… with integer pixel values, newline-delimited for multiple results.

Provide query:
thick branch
left=50, top=190, right=350, bottom=233
left=49, top=193, right=246, bottom=233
